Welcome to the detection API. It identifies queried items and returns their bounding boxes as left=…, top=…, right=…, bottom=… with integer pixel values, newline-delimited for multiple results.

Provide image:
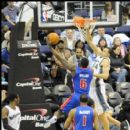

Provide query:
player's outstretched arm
left=47, top=39, right=76, bottom=75
left=84, top=25, right=102, bottom=56
left=94, top=110, right=100, bottom=130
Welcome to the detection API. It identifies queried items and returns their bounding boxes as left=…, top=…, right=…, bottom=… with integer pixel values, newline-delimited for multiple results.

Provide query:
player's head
left=7, top=93, right=20, bottom=105
left=102, top=47, right=111, bottom=57
left=87, top=97, right=95, bottom=108
left=79, top=57, right=89, bottom=68
left=80, top=93, right=88, bottom=103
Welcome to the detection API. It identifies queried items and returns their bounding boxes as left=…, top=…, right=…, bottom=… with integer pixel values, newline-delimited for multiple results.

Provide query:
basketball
left=47, top=32, right=60, bottom=45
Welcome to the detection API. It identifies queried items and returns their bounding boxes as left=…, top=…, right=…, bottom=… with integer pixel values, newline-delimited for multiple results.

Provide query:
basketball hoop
left=73, top=16, right=96, bottom=40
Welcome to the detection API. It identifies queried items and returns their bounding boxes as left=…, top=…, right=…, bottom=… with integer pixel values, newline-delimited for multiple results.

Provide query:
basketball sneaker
left=43, top=116, right=57, bottom=128
left=121, top=120, right=130, bottom=130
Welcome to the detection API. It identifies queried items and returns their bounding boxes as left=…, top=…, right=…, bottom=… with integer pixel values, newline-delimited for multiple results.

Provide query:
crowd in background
left=1, top=1, right=130, bottom=106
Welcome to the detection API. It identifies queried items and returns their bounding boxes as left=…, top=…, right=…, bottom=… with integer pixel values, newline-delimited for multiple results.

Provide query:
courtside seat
left=52, top=84, right=72, bottom=105
left=125, top=89, right=130, bottom=101
left=53, top=84, right=71, bottom=96
left=39, top=45, right=52, bottom=55
left=75, top=9, right=88, bottom=17
left=93, top=9, right=103, bottom=18
left=108, top=92, right=122, bottom=108
left=105, top=27, right=115, bottom=36
left=108, top=92, right=122, bottom=116
left=115, top=25, right=130, bottom=37
left=116, top=82, right=130, bottom=98
left=105, top=83, right=114, bottom=95
left=44, top=86, right=52, bottom=96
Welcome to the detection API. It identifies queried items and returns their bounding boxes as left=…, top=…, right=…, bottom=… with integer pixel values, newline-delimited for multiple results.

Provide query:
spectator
left=1, top=90, right=8, bottom=109
left=74, top=40, right=91, bottom=58
left=60, top=29, right=82, bottom=41
left=68, top=47, right=83, bottom=65
left=1, top=25, right=9, bottom=42
left=97, top=37, right=108, bottom=51
left=1, top=30, right=11, bottom=50
left=64, top=48, right=72, bottom=61
left=2, top=1, right=19, bottom=29
left=113, top=33, right=130, bottom=48
left=60, top=29, right=78, bottom=50
left=110, top=45, right=128, bottom=85
left=1, top=46, right=10, bottom=66
left=124, top=45, right=130, bottom=82
left=1, top=64, right=9, bottom=85
left=93, top=27, right=113, bottom=48
left=101, top=2, right=114, bottom=20
left=122, top=3, right=130, bottom=25
left=113, top=37, right=127, bottom=58
left=50, top=63, right=66, bottom=87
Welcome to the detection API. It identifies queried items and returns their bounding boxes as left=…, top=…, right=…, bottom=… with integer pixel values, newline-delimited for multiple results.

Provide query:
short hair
left=57, top=40, right=64, bottom=44
left=80, top=57, right=89, bottom=68
left=87, top=97, right=95, bottom=107
left=7, top=93, right=19, bottom=102
left=80, top=94, right=88, bottom=103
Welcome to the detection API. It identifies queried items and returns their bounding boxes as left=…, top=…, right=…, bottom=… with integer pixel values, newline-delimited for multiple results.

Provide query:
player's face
left=102, top=48, right=109, bottom=57
left=16, top=95, right=20, bottom=105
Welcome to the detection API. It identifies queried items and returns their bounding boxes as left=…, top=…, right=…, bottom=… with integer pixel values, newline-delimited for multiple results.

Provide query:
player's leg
left=98, top=113, right=110, bottom=130
left=43, top=93, right=80, bottom=128
left=105, top=112, right=120, bottom=127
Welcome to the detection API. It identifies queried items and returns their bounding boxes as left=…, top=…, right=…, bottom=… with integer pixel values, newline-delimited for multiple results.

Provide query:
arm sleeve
left=3, top=118, right=16, bottom=130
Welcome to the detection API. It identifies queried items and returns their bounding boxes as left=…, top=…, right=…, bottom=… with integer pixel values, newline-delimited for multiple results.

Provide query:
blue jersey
left=74, top=106, right=94, bottom=130
left=72, top=66, right=93, bottom=94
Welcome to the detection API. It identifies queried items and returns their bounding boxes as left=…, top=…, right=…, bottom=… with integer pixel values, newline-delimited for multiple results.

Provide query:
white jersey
left=89, top=56, right=111, bottom=115
left=4, top=105, right=21, bottom=130
left=91, top=56, right=110, bottom=87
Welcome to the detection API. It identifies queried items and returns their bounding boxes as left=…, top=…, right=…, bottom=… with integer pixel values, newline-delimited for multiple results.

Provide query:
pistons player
left=43, top=38, right=93, bottom=128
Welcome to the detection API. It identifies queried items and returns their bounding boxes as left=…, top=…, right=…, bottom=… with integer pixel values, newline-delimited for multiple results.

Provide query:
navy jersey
left=72, top=66, right=93, bottom=94
left=73, top=106, right=94, bottom=130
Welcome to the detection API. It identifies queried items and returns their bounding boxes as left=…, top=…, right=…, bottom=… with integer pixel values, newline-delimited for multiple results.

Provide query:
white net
left=75, top=21, right=96, bottom=40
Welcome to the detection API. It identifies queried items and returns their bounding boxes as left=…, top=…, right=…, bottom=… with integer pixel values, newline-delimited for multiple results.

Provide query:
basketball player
left=84, top=24, right=129, bottom=130
left=2, top=93, right=21, bottom=130
left=43, top=38, right=93, bottom=128
left=64, top=93, right=99, bottom=130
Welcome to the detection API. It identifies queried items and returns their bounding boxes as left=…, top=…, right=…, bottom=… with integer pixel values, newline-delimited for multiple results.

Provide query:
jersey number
left=82, top=115, right=87, bottom=126
left=80, top=79, right=87, bottom=89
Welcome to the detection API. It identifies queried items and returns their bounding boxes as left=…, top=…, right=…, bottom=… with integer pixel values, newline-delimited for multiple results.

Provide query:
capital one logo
left=17, top=49, right=39, bottom=59
left=21, top=108, right=48, bottom=121
left=16, top=77, right=42, bottom=90
left=21, top=108, right=50, bottom=127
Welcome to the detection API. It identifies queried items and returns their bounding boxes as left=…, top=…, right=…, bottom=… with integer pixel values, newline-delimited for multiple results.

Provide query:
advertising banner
left=20, top=103, right=56, bottom=130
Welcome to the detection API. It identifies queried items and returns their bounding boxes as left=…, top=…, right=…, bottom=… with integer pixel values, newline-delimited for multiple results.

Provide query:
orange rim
left=73, top=16, right=96, bottom=27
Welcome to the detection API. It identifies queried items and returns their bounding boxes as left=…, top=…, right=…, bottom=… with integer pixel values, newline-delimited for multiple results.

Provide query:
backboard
left=37, top=1, right=121, bottom=29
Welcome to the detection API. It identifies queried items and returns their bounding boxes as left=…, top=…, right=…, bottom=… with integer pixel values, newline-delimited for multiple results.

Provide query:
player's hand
left=85, top=27, right=93, bottom=43
left=46, top=37, right=52, bottom=49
